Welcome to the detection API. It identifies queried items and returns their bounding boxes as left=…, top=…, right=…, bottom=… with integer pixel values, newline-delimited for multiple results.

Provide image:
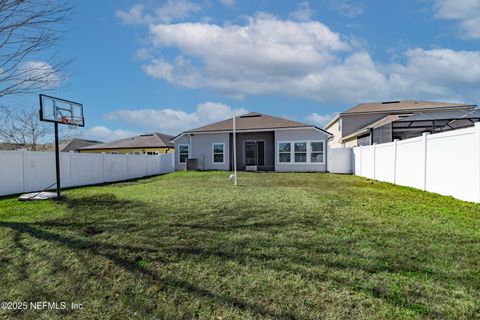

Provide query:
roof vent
left=382, top=101, right=400, bottom=104
left=240, top=112, right=261, bottom=118
left=140, top=134, right=153, bottom=137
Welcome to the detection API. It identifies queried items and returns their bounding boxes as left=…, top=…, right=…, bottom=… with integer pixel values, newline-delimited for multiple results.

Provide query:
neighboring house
left=44, top=138, right=102, bottom=152
left=0, top=142, right=27, bottom=150
left=172, top=112, right=332, bottom=172
left=325, top=100, right=477, bottom=148
left=77, top=132, right=174, bottom=155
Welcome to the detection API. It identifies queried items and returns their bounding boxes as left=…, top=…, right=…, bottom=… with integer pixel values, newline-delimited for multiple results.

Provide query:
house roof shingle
left=342, top=100, right=475, bottom=115
left=60, top=138, right=102, bottom=152
left=78, top=132, right=174, bottom=150
left=185, top=112, right=324, bottom=133
left=341, top=114, right=408, bottom=141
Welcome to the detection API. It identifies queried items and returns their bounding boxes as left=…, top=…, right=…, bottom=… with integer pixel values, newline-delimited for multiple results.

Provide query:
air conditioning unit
left=245, top=165, right=257, bottom=171
left=186, top=158, right=198, bottom=171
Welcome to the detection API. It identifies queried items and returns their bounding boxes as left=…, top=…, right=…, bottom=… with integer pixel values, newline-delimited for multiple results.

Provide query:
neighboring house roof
left=62, top=138, right=102, bottom=152
left=173, top=112, right=332, bottom=141
left=341, top=114, right=409, bottom=141
left=341, top=100, right=475, bottom=115
left=394, top=109, right=480, bottom=123
left=78, top=132, right=174, bottom=150
left=43, top=138, right=103, bottom=152
left=0, top=142, right=27, bottom=150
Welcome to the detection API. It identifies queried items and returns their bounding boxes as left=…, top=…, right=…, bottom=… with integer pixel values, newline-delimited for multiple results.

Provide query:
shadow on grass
left=0, top=193, right=477, bottom=318
left=0, top=194, right=300, bottom=319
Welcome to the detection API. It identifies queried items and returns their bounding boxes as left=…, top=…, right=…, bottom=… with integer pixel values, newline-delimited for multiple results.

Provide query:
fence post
left=126, top=154, right=130, bottom=179
left=102, top=152, right=105, bottom=183
left=476, top=123, right=480, bottom=202
left=359, top=146, right=362, bottom=176
left=145, top=153, right=148, bottom=177
left=373, top=143, right=376, bottom=180
left=21, top=148, right=27, bottom=193
left=69, top=151, right=73, bottom=187
left=422, top=132, right=429, bottom=191
left=393, top=139, right=398, bottom=185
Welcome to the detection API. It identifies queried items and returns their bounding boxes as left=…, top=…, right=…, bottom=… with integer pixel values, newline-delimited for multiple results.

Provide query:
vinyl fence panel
left=395, top=136, right=425, bottom=190
left=425, top=128, right=477, bottom=201
left=0, top=151, right=24, bottom=195
left=353, top=123, right=480, bottom=203
left=374, top=142, right=396, bottom=183
left=327, top=148, right=353, bottom=174
left=0, top=150, right=175, bottom=196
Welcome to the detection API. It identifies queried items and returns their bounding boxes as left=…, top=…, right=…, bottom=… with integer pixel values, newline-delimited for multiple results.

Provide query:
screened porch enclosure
left=229, top=131, right=275, bottom=171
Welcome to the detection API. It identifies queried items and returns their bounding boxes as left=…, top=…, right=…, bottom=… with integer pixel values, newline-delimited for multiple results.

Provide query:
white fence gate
left=353, top=123, right=480, bottom=203
left=0, top=150, right=175, bottom=196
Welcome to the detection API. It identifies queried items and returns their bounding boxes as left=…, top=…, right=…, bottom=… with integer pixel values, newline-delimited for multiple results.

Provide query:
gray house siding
left=174, top=133, right=230, bottom=171
left=341, top=113, right=388, bottom=137
left=175, top=128, right=330, bottom=172
left=229, top=132, right=275, bottom=171
left=274, top=128, right=329, bottom=172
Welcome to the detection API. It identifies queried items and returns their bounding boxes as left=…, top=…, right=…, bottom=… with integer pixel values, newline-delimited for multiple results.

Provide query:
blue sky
left=8, top=0, right=480, bottom=141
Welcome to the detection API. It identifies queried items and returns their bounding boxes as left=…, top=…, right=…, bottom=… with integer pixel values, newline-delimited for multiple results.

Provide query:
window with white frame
left=133, top=151, right=142, bottom=155
left=146, top=151, right=159, bottom=155
left=178, top=144, right=189, bottom=163
left=278, top=140, right=325, bottom=164
left=294, top=142, right=307, bottom=163
left=278, top=142, right=291, bottom=163
left=212, top=143, right=224, bottom=163
left=111, top=151, right=118, bottom=154
left=310, top=141, right=324, bottom=163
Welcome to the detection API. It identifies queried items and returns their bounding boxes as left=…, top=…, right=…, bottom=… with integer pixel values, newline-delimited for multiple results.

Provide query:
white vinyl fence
left=0, top=150, right=175, bottom=196
left=353, top=123, right=480, bottom=203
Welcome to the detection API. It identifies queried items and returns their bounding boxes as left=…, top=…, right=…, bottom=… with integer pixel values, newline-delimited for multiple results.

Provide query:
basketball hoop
left=38, top=94, right=85, bottom=199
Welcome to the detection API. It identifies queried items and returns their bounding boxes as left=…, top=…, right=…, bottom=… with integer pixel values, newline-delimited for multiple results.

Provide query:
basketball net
left=61, top=116, right=80, bottom=130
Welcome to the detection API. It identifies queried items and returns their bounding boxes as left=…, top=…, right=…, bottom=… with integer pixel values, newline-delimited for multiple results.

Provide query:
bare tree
left=0, top=105, right=52, bottom=150
left=0, top=0, right=71, bottom=97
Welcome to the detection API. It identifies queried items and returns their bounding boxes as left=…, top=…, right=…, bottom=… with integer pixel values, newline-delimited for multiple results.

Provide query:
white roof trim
left=324, top=115, right=340, bottom=129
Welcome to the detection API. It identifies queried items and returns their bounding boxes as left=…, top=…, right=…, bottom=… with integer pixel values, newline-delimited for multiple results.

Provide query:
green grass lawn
left=0, top=172, right=479, bottom=319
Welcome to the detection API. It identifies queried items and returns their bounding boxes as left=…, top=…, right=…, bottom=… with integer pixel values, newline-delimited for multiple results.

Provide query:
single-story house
left=77, top=132, right=174, bottom=155
left=172, top=112, right=332, bottom=172
left=325, top=100, right=476, bottom=148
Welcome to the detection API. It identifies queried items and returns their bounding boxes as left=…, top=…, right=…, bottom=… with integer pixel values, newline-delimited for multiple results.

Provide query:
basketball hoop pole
left=54, top=122, right=61, bottom=198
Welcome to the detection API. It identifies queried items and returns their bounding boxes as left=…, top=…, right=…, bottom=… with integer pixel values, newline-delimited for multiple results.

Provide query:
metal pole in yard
left=233, top=112, right=237, bottom=186
left=54, top=122, right=61, bottom=198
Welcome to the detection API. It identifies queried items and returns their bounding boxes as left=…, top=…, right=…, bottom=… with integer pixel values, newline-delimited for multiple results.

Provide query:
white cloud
left=329, top=0, right=364, bottom=18
left=86, top=126, right=139, bottom=142
left=20, top=61, right=61, bottom=88
left=219, top=0, right=235, bottom=7
left=115, top=0, right=201, bottom=25
left=104, top=102, right=248, bottom=134
left=289, top=2, right=314, bottom=22
left=115, top=4, right=145, bottom=25
left=433, top=0, right=480, bottom=39
left=124, top=12, right=480, bottom=104
left=305, top=112, right=338, bottom=127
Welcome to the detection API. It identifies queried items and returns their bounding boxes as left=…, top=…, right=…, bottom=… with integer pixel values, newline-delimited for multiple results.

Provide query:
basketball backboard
left=39, top=94, right=84, bottom=127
